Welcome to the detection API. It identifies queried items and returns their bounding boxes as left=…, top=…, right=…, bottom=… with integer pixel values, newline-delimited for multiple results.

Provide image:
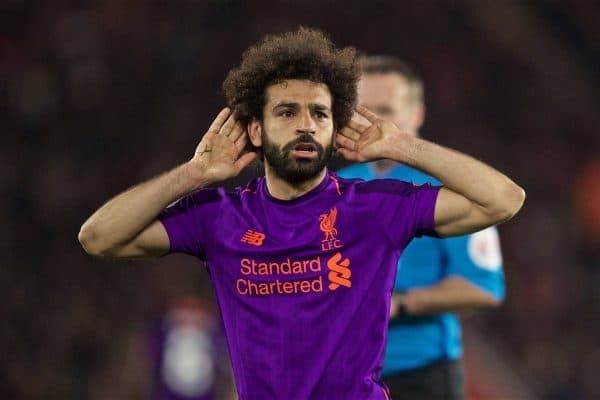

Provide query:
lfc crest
left=319, top=207, right=342, bottom=251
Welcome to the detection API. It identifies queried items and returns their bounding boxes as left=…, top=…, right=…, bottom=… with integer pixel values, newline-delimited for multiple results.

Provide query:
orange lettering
left=282, top=281, right=293, bottom=294
left=300, top=280, right=311, bottom=293
left=236, top=279, right=248, bottom=295
left=240, top=259, right=252, bottom=275
left=312, top=276, right=323, bottom=292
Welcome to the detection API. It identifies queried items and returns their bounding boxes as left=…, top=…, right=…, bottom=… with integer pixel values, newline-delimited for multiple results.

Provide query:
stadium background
left=2, top=1, right=599, bottom=399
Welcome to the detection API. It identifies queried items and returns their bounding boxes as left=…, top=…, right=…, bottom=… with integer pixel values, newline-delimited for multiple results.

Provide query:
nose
left=296, top=110, right=316, bottom=135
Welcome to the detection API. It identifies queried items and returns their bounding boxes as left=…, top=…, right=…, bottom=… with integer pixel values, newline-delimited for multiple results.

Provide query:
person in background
left=337, top=55, right=506, bottom=400
left=148, top=297, right=235, bottom=400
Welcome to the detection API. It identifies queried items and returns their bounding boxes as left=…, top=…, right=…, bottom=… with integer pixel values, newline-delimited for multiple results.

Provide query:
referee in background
left=337, top=55, right=506, bottom=400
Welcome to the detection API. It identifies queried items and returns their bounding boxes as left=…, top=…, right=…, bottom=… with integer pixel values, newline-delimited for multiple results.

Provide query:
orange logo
left=327, top=252, right=351, bottom=290
left=319, top=207, right=342, bottom=251
left=241, top=230, right=266, bottom=246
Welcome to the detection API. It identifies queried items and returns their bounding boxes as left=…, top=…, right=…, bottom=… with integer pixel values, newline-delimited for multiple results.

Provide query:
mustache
left=281, top=134, right=325, bottom=153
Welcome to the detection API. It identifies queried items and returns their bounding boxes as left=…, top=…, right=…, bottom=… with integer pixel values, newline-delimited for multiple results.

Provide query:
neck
left=264, top=165, right=327, bottom=200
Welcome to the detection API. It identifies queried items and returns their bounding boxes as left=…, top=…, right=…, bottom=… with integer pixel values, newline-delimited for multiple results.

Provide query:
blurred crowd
left=1, top=1, right=599, bottom=399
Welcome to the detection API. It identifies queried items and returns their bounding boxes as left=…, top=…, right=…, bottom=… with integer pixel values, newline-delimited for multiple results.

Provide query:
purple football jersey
left=159, top=169, right=440, bottom=400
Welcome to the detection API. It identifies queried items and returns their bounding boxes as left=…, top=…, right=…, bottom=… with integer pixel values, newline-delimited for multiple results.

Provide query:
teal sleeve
left=442, top=227, right=505, bottom=300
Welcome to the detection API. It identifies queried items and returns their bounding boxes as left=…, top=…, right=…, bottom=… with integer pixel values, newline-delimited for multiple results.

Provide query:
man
left=78, top=28, right=525, bottom=400
left=337, top=55, right=505, bottom=400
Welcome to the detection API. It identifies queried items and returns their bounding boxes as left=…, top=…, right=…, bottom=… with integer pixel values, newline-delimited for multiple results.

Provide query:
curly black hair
left=222, top=27, right=360, bottom=130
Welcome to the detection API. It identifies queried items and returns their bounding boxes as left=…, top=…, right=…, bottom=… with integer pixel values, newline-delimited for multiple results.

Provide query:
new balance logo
left=327, top=252, right=351, bottom=290
left=241, top=230, right=266, bottom=246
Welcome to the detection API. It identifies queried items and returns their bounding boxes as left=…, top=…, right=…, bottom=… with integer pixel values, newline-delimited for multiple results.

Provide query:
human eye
left=314, top=110, right=329, bottom=120
left=279, top=109, right=294, bottom=118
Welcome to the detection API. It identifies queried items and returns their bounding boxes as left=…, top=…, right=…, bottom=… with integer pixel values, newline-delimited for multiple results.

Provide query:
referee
left=337, top=55, right=505, bottom=400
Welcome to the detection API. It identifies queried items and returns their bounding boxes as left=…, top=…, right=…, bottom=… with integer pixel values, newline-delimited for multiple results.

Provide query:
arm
left=336, top=106, right=526, bottom=237
left=78, top=108, right=256, bottom=258
left=390, top=276, right=501, bottom=317
left=391, top=224, right=505, bottom=317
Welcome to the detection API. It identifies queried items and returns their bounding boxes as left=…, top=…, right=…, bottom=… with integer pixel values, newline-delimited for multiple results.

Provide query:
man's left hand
left=336, top=106, right=410, bottom=162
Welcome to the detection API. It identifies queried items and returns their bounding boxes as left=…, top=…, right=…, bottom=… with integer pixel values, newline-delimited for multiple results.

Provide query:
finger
left=207, top=107, right=231, bottom=135
left=356, top=105, right=379, bottom=123
left=346, top=119, right=368, bottom=133
left=235, top=133, right=248, bottom=152
left=228, top=122, right=244, bottom=142
left=219, top=112, right=237, bottom=136
left=339, top=126, right=361, bottom=141
left=335, top=134, right=358, bottom=152
left=352, top=110, right=371, bottom=126
left=235, top=151, right=257, bottom=172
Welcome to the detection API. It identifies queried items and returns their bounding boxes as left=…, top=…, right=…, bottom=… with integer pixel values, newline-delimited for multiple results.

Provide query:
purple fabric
left=159, top=170, right=440, bottom=400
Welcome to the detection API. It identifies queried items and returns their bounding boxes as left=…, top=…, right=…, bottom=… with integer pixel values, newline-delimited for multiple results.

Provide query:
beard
left=261, top=126, right=334, bottom=185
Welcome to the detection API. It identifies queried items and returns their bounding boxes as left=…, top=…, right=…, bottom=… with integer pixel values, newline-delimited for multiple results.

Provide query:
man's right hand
left=186, top=107, right=257, bottom=187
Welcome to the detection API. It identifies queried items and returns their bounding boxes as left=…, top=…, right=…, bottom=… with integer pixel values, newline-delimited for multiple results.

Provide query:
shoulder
left=161, top=188, right=224, bottom=216
left=401, top=166, right=441, bottom=186
left=332, top=173, right=424, bottom=196
left=166, top=178, right=261, bottom=210
left=358, top=179, right=432, bottom=196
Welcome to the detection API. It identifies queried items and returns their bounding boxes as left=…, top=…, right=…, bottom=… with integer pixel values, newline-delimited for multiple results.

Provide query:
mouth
left=290, top=142, right=318, bottom=159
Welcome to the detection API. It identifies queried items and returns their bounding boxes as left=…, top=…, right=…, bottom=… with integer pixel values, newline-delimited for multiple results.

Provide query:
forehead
left=264, top=80, right=332, bottom=108
left=357, top=73, right=410, bottom=105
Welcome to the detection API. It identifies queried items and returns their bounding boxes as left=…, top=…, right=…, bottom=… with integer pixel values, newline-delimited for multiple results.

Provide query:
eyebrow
left=311, top=103, right=330, bottom=113
left=272, top=102, right=331, bottom=113
left=272, top=102, right=299, bottom=111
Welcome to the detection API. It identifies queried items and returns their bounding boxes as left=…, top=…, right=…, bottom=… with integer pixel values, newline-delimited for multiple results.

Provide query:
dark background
left=2, top=1, right=599, bottom=399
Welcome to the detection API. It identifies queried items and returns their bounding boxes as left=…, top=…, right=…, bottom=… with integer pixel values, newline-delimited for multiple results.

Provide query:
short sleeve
left=365, top=180, right=441, bottom=249
left=158, top=189, right=222, bottom=258
left=408, top=183, right=441, bottom=237
left=443, top=227, right=505, bottom=300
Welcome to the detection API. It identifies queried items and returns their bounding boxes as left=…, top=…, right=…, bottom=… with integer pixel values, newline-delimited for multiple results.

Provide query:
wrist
left=402, top=290, right=428, bottom=315
left=176, top=162, right=214, bottom=193
left=383, top=133, right=419, bottom=164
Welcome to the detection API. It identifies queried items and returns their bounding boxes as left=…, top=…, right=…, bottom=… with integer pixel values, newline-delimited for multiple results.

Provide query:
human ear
left=247, top=119, right=262, bottom=147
